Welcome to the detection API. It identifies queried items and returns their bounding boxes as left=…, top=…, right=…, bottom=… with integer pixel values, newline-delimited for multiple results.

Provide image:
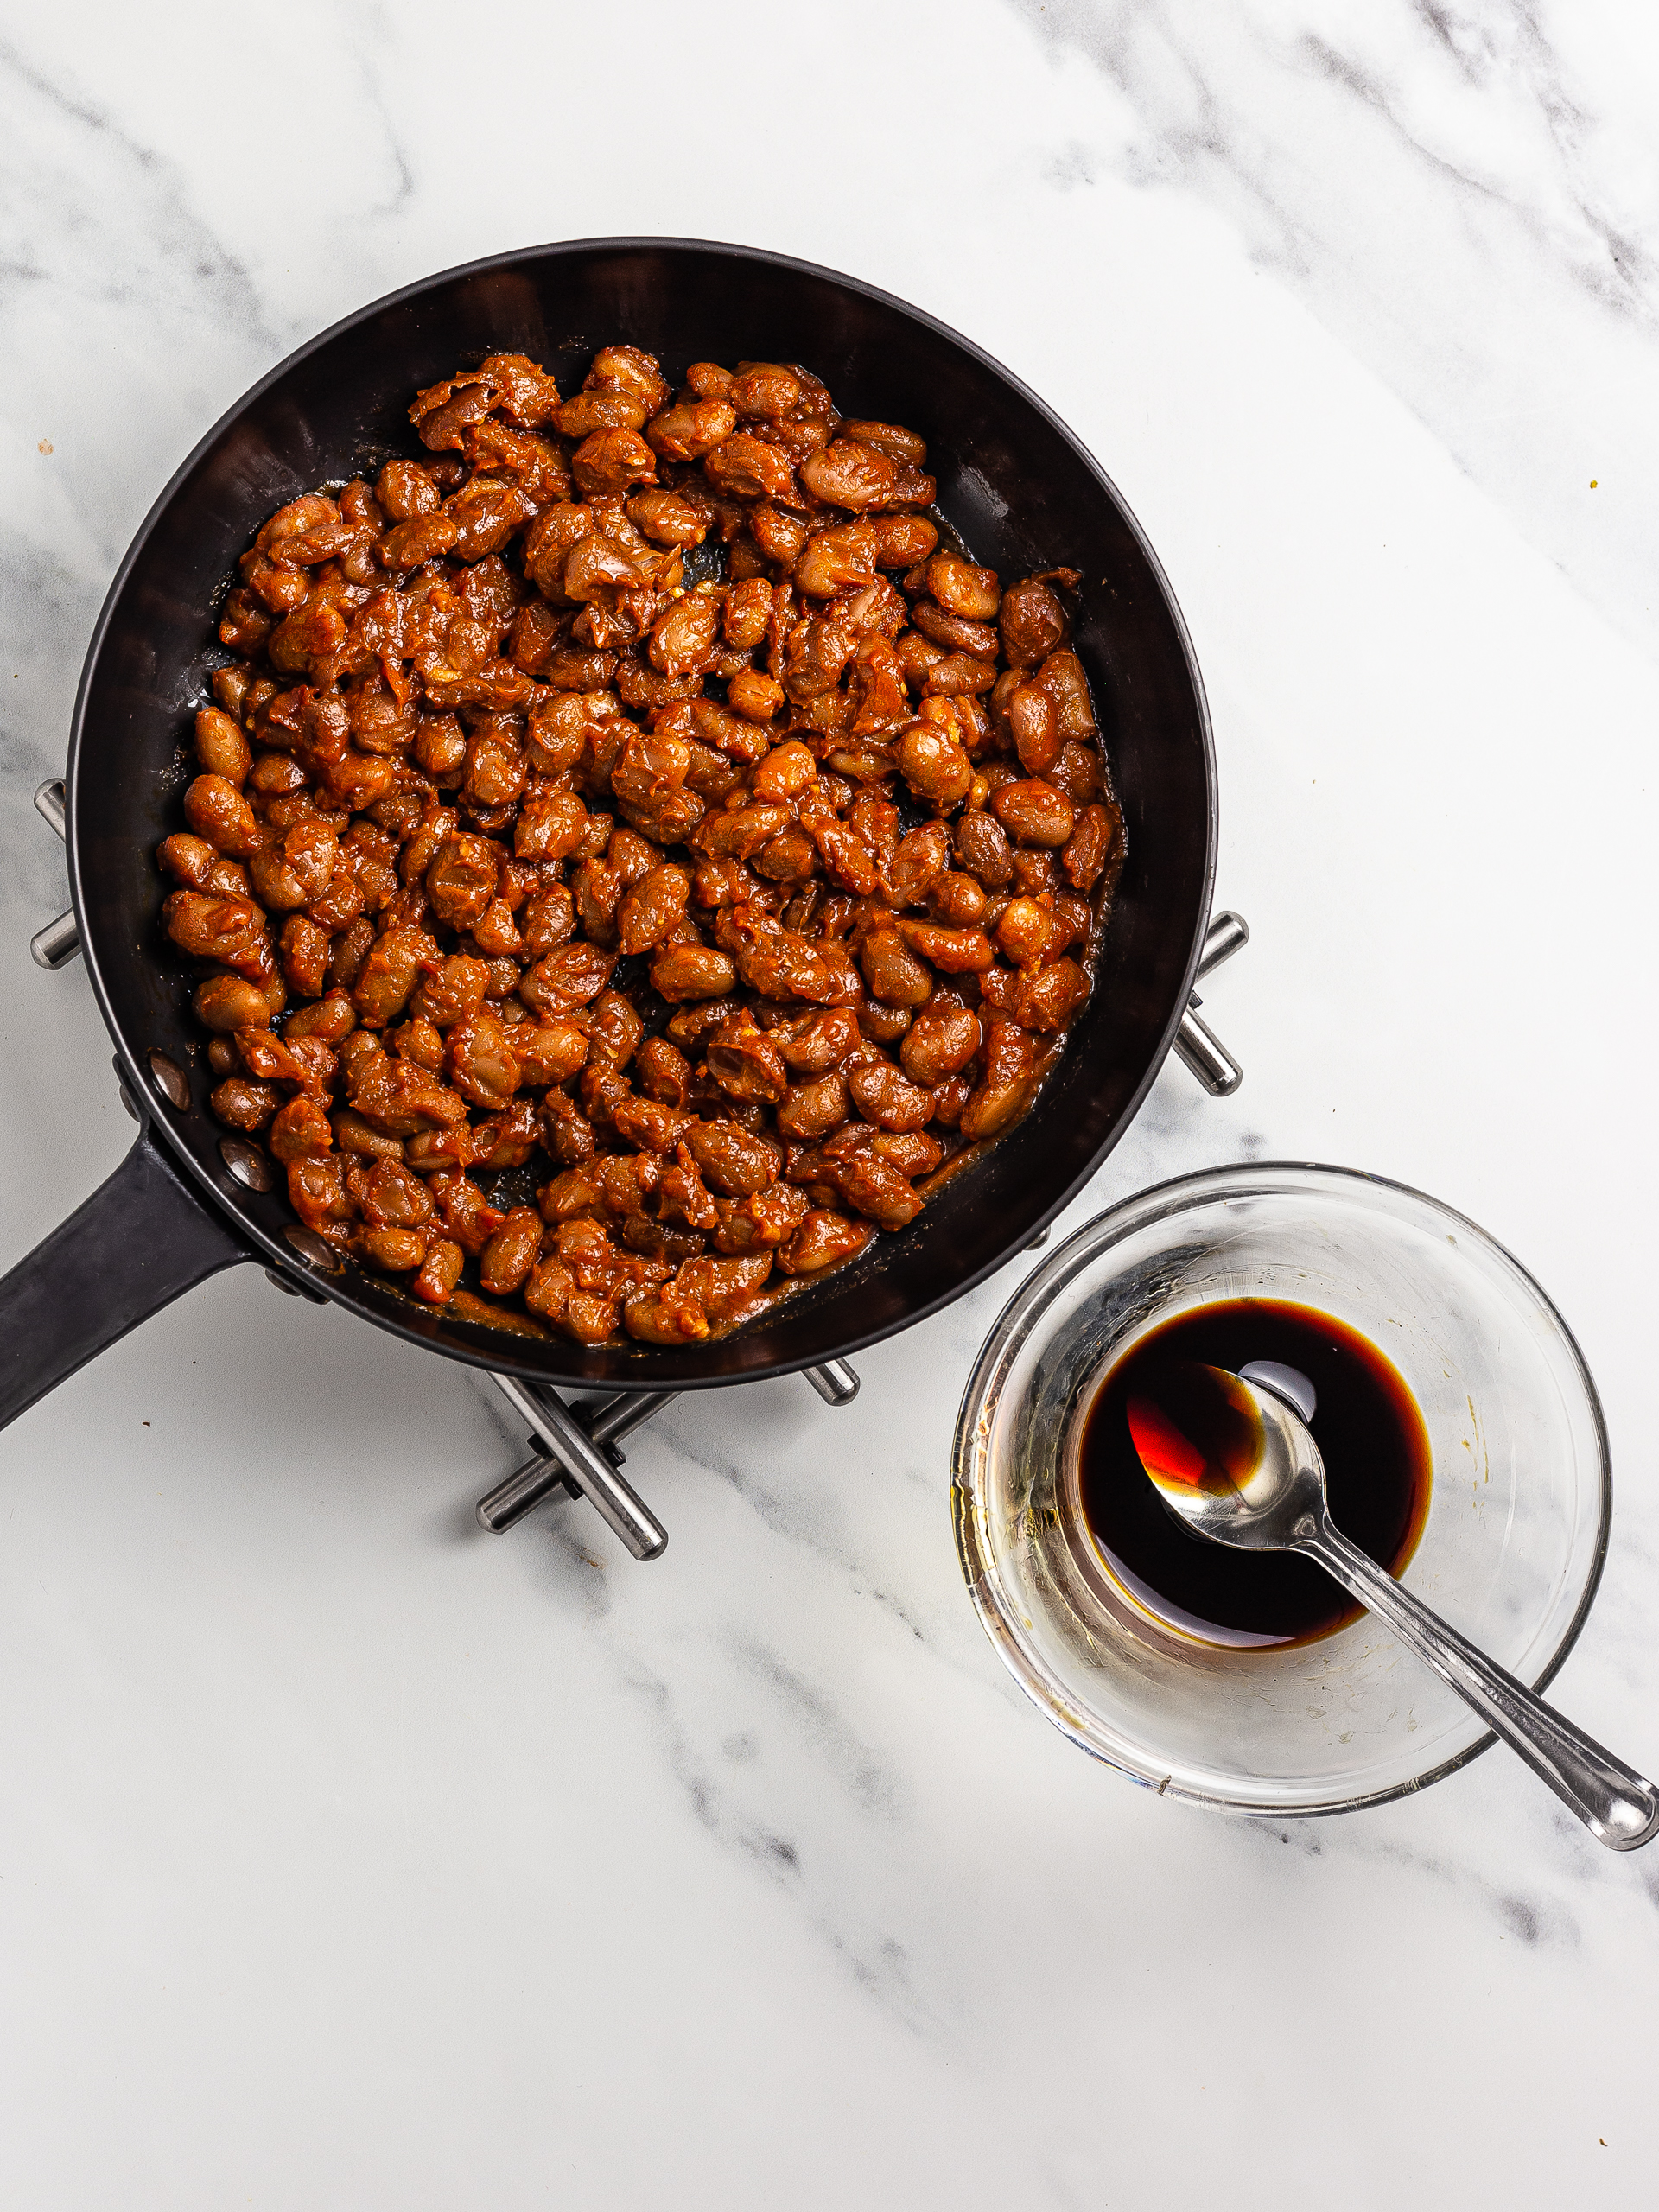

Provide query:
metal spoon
left=1128, top=1363, right=1659, bottom=1851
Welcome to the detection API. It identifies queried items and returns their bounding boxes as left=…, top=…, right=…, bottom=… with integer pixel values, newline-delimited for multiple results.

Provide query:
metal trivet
left=30, top=779, right=1245, bottom=1562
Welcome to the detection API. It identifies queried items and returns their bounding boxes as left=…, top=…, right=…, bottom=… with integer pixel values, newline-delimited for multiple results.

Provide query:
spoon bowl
left=1128, top=1363, right=1327, bottom=1551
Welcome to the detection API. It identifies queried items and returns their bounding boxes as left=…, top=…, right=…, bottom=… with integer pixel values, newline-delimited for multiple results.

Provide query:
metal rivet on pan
left=283, top=1224, right=342, bottom=1272
left=148, top=1050, right=190, bottom=1109
left=219, top=1137, right=276, bottom=1192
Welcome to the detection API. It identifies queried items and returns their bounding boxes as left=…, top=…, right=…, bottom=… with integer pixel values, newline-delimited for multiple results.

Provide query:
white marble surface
left=3, top=2, right=1659, bottom=2202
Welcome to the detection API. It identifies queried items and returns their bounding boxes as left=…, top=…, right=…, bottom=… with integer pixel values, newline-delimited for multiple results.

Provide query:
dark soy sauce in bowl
left=1078, top=1299, right=1432, bottom=1648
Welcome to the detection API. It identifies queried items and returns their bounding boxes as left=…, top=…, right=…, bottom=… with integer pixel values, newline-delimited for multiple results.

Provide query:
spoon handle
left=1300, top=1522, right=1659, bottom=1851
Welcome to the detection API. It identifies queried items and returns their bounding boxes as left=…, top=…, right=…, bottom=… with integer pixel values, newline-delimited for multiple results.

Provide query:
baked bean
left=285, top=988, right=356, bottom=1044
left=707, top=1015, right=788, bottom=1105
left=270, top=1095, right=334, bottom=1164
left=334, top=1109, right=404, bottom=1160
left=481, top=1207, right=544, bottom=1296
left=896, top=918, right=994, bottom=973
left=250, top=821, right=338, bottom=912
left=210, top=1075, right=281, bottom=1131
left=682, top=1119, right=777, bottom=1198
left=858, top=999, right=912, bottom=1045
left=995, top=895, right=1054, bottom=967
left=650, top=593, right=722, bottom=677
left=901, top=1002, right=982, bottom=1084
left=184, top=773, right=261, bottom=857
left=556, top=389, right=650, bottom=437
left=999, top=578, right=1070, bottom=667
left=646, top=398, right=738, bottom=461
left=779, top=1210, right=873, bottom=1274
left=928, top=872, right=988, bottom=928
left=194, top=974, right=272, bottom=1033
left=1063, top=803, right=1116, bottom=891
left=412, top=1237, right=465, bottom=1305
left=847, top=1059, right=931, bottom=1132
left=195, top=706, right=252, bottom=785
left=704, top=433, right=796, bottom=503
left=357, top=1225, right=428, bottom=1275
left=831, top=1151, right=923, bottom=1229
left=747, top=739, right=811, bottom=803
left=840, top=418, right=927, bottom=466
left=872, top=1130, right=943, bottom=1179
left=158, top=832, right=222, bottom=890
left=651, top=944, right=737, bottom=1001
left=990, top=779, right=1075, bottom=848
left=353, top=925, right=436, bottom=1028
left=887, top=822, right=953, bottom=908
left=898, top=722, right=973, bottom=807
left=613, top=1096, right=695, bottom=1154
left=795, top=522, right=879, bottom=599
left=1015, top=957, right=1090, bottom=1033
left=869, top=513, right=938, bottom=568
left=923, top=652, right=998, bottom=697
left=1034, top=648, right=1096, bottom=738
left=752, top=506, right=814, bottom=562
left=588, top=345, right=670, bottom=413
left=1011, top=848, right=1061, bottom=899
left=858, top=929, right=933, bottom=1007
left=1009, top=681, right=1062, bottom=773
left=960, top=1018, right=1037, bottom=1139
left=799, top=441, right=899, bottom=510
left=774, top=1008, right=860, bottom=1074
left=362, top=1158, right=434, bottom=1229
left=752, top=828, right=811, bottom=883
left=427, top=831, right=499, bottom=927
left=696, top=803, right=792, bottom=861
left=725, top=668, right=784, bottom=724
left=731, top=363, right=803, bottom=418
left=776, top=1070, right=850, bottom=1140
left=782, top=619, right=852, bottom=702
left=163, top=891, right=266, bottom=964
left=613, top=863, right=688, bottom=955
left=571, top=428, right=656, bottom=497
left=445, top=1012, right=520, bottom=1109
left=521, top=940, right=616, bottom=1012
left=912, top=600, right=1000, bottom=659
left=924, top=553, right=1001, bottom=621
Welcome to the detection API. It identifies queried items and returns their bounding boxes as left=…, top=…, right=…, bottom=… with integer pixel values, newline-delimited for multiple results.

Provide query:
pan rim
left=64, top=233, right=1217, bottom=1390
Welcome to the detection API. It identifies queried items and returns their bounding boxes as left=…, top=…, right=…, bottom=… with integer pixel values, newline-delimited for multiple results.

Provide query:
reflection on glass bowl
left=951, top=1164, right=1611, bottom=1816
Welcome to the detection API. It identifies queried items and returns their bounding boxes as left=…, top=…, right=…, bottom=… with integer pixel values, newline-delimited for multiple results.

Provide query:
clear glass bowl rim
left=951, top=1160, right=1613, bottom=1817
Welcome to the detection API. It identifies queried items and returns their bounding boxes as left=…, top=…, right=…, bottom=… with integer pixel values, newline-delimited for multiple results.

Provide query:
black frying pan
left=0, top=238, right=1215, bottom=1431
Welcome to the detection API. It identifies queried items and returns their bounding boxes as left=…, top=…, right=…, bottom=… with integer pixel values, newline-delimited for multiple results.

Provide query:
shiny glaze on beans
left=165, top=346, right=1125, bottom=1346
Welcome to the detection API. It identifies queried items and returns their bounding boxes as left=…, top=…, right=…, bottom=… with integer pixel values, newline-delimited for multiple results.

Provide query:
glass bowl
left=951, top=1164, right=1611, bottom=1815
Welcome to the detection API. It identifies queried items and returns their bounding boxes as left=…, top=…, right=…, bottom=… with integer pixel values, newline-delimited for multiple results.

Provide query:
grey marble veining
left=1012, top=0, right=1659, bottom=656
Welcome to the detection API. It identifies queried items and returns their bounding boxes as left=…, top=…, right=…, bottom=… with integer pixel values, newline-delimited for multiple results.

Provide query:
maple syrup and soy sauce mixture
left=1077, top=1299, right=1432, bottom=1648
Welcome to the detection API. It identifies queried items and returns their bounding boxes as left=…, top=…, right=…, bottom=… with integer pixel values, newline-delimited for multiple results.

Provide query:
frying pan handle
left=0, top=1121, right=254, bottom=1432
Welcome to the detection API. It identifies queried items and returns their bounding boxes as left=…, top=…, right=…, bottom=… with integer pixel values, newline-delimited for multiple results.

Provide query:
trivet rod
left=1175, top=910, right=1247, bottom=1094
left=35, top=779, right=67, bottom=838
left=589, top=1389, right=681, bottom=1450
left=478, top=1388, right=683, bottom=1534
left=805, top=1359, right=860, bottom=1406
left=486, top=1373, right=667, bottom=1560
left=1197, top=910, right=1248, bottom=976
left=31, top=780, right=82, bottom=970
left=31, top=912, right=82, bottom=972
left=1174, top=1007, right=1242, bottom=1096
left=477, top=1453, right=575, bottom=1532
